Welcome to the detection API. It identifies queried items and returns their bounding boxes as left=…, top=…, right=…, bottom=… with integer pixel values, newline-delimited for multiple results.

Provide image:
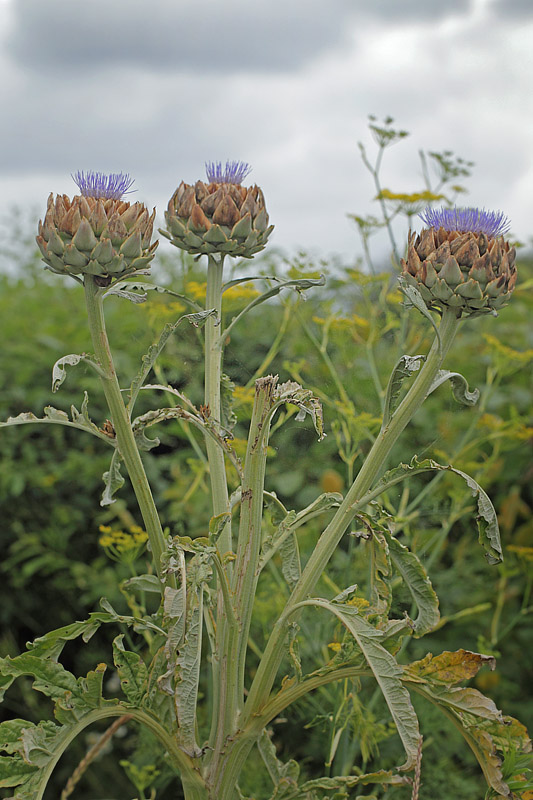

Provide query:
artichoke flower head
left=37, top=171, right=158, bottom=286
left=401, top=206, right=517, bottom=318
left=162, top=160, right=274, bottom=259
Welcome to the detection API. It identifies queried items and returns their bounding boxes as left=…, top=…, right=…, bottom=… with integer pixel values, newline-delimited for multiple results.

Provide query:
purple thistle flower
left=419, top=206, right=510, bottom=238
left=205, top=160, right=252, bottom=185
left=71, top=171, right=135, bottom=200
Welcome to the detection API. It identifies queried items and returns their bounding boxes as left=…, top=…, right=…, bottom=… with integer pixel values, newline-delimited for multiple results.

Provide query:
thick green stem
left=84, top=276, right=167, bottom=579
left=204, top=255, right=233, bottom=762
left=204, top=255, right=231, bottom=551
left=240, top=307, right=459, bottom=722
left=208, top=377, right=276, bottom=785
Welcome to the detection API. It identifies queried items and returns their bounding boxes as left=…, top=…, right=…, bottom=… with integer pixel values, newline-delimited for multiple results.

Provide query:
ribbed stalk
left=238, top=307, right=460, bottom=731
left=83, top=276, right=167, bottom=579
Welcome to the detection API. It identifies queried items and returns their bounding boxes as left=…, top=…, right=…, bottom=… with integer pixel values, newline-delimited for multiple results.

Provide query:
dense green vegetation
left=0, top=204, right=531, bottom=798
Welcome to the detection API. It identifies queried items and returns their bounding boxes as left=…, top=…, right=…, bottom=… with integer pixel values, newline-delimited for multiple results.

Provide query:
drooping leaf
left=103, top=280, right=203, bottom=311
left=51, top=353, right=102, bottom=392
left=300, top=598, right=420, bottom=770
left=274, top=381, right=325, bottom=441
left=427, top=369, right=480, bottom=406
left=367, top=529, right=392, bottom=616
left=382, top=531, right=440, bottom=637
left=127, top=308, right=217, bottom=412
left=220, top=276, right=326, bottom=342
left=175, top=592, right=203, bottom=757
left=220, top=373, right=237, bottom=433
left=258, top=728, right=300, bottom=788
left=101, top=449, right=125, bottom=506
left=279, top=533, right=301, bottom=590
left=382, top=354, right=425, bottom=427
left=113, top=635, right=148, bottom=705
left=364, top=456, right=502, bottom=564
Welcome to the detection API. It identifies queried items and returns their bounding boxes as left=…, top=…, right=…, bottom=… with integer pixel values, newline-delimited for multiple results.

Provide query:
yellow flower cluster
left=233, top=385, right=255, bottom=409
left=98, top=524, right=148, bottom=561
left=185, top=281, right=207, bottom=301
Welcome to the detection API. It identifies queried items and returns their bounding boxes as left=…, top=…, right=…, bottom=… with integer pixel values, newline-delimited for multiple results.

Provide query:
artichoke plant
left=162, top=160, right=273, bottom=258
left=401, top=207, right=517, bottom=317
left=36, top=172, right=158, bottom=285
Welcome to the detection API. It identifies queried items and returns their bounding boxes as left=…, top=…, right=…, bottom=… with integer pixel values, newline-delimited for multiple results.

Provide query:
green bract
left=161, top=179, right=274, bottom=258
left=37, top=193, right=158, bottom=284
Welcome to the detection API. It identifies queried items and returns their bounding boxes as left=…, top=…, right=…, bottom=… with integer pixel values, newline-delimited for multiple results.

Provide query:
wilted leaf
left=301, top=598, right=420, bottom=770
left=427, top=369, right=479, bottom=406
left=382, top=354, right=425, bottom=427
left=101, top=449, right=125, bottom=506
left=383, top=532, right=439, bottom=637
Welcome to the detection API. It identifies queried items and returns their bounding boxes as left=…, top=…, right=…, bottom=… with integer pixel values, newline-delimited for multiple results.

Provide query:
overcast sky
left=0, top=0, right=532, bottom=266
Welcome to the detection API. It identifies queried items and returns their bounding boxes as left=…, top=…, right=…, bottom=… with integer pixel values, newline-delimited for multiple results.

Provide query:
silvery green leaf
left=364, top=456, right=502, bottom=564
left=112, top=635, right=148, bottom=705
left=122, top=574, right=163, bottom=595
left=258, top=728, right=300, bottom=787
left=51, top=353, right=102, bottom=392
left=299, top=598, right=420, bottom=771
left=427, top=370, right=479, bottom=406
left=103, top=287, right=147, bottom=303
left=220, top=276, right=326, bottom=341
left=382, top=531, right=440, bottom=637
left=382, top=355, right=425, bottom=427
left=0, top=400, right=114, bottom=446
left=101, top=450, right=124, bottom=506
left=175, top=592, right=203, bottom=757
left=279, top=533, right=301, bottom=590
left=104, top=280, right=203, bottom=311
left=398, top=278, right=441, bottom=350
left=128, top=308, right=217, bottom=412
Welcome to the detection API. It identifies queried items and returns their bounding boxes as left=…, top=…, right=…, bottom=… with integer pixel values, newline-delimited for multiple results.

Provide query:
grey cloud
left=7, top=0, right=472, bottom=76
left=7, top=0, right=354, bottom=73
left=489, top=0, right=533, bottom=17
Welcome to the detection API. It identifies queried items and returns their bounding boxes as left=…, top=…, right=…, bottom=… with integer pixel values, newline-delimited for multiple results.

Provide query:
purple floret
left=205, top=160, right=252, bottom=185
left=72, top=171, right=135, bottom=200
left=419, top=206, right=510, bottom=238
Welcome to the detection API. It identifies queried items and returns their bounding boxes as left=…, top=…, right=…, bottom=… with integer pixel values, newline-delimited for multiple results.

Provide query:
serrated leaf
left=368, top=530, right=392, bottom=616
left=428, top=369, right=479, bottom=406
left=101, top=449, right=125, bottom=506
left=301, top=598, right=420, bottom=770
left=113, top=635, right=148, bottom=705
left=382, top=354, right=425, bottom=427
left=366, top=456, right=502, bottom=564
left=382, top=532, right=439, bottom=637
left=0, top=756, right=36, bottom=788
left=0, top=401, right=114, bottom=446
left=0, top=654, right=78, bottom=702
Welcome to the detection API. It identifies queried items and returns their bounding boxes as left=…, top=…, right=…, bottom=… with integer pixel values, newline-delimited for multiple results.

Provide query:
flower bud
left=161, top=160, right=274, bottom=259
left=401, top=207, right=517, bottom=317
left=36, top=172, right=158, bottom=284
